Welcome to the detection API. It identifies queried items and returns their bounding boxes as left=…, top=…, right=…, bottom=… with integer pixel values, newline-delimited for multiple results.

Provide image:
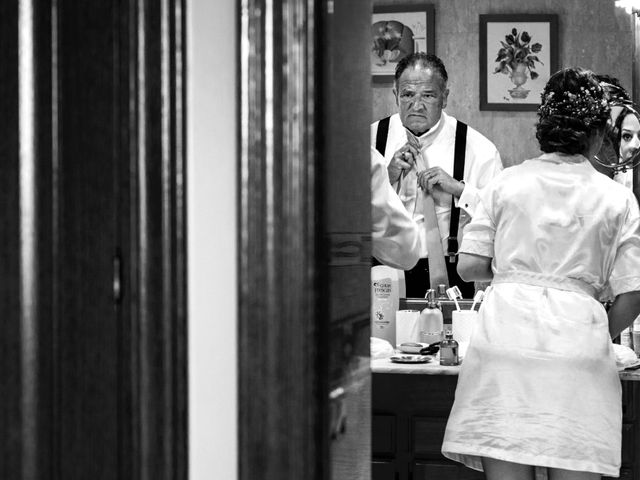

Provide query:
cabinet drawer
left=413, top=461, right=458, bottom=480
left=604, top=466, right=632, bottom=480
left=621, top=381, right=634, bottom=420
left=621, top=422, right=634, bottom=466
left=413, top=461, right=484, bottom=480
left=372, top=460, right=396, bottom=480
left=372, top=414, right=396, bottom=455
left=412, top=417, right=447, bottom=455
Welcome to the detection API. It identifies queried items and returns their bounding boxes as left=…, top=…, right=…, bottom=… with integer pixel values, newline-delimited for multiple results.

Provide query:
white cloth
left=442, top=153, right=640, bottom=476
left=371, top=112, right=503, bottom=258
left=371, top=147, right=421, bottom=270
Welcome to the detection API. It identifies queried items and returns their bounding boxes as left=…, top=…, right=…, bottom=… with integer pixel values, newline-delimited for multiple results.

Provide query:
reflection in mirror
left=370, top=4, right=640, bottom=479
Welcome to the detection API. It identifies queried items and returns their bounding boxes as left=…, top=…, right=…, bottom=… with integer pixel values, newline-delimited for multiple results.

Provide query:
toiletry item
left=470, top=290, right=484, bottom=311
left=396, top=310, right=421, bottom=346
left=621, top=326, right=633, bottom=350
left=451, top=309, right=477, bottom=344
left=437, top=284, right=448, bottom=301
left=371, top=265, right=403, bottom=345
left=398, top=342, right=429, bottom=354
left=417, top=289, right=443, bottom=345
left=446, top=286, right=462, bottom=310
left=633, top=316, right=640, bottom=356
left=440, top=330, right=459, bottom=366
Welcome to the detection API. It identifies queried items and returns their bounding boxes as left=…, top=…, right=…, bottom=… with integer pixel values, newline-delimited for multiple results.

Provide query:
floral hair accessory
left=538, top=83, right=610, bottom=127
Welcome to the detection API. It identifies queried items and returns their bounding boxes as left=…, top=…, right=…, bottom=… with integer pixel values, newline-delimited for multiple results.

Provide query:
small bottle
left=633, top=317, right=640, bottom=356
left=621, top=327, right=633, bottom=349
left=440, top=330, right=459, bottom=366
left=437, top=284, right=448, bottom=301
left=417, top=289, right=443, bottom=345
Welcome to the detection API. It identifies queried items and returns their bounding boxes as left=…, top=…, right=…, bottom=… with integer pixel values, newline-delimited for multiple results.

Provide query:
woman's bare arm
left=608, top=291, right=640, bottom=339
left=457, top=252, right=493, bottom=283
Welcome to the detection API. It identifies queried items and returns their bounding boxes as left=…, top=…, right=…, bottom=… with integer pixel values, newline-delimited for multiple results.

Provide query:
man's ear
left=442, top=88, right=450, bottom=109
left=393, top=85, right=399, bottom=107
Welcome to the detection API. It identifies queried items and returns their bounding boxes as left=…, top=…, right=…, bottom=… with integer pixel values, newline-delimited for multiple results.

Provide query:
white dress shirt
left=371, top=147, right=421, bottom=270
left=371, top=112, right=503, bottom=258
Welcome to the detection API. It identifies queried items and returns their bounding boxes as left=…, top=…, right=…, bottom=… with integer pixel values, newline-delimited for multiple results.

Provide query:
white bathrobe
left=371, top=147, right=421, bottom=270
left=442, top=152, right=640, bottom=477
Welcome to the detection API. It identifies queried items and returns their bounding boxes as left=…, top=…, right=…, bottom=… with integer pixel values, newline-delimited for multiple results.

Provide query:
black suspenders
left=375, top=116, right=391, bottom=156
left=448, top=121, right=467, bottom=261
left=375, top=117, right=468, bottom=260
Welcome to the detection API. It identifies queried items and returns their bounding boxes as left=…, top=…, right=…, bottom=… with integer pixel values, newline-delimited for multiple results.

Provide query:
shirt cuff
left=459, top=239, right=494, bottom=258
left=456, top=183, right=477, bottom=216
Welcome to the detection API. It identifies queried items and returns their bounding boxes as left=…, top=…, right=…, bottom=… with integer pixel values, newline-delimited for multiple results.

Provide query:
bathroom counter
left=372, top=358, right=640, bottom=480
left=371, top=357, right=640, bottom=381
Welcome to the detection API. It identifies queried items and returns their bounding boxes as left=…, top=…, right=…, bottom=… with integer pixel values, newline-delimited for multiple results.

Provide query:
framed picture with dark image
left=371, top=4, right=435, bottom=83
left=479, top=14, right=558, bottom=111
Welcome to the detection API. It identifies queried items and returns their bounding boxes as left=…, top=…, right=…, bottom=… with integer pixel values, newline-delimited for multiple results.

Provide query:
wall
left=187, top=0, right=237, bottom=479
left=373, top=0, right=635, bottom=167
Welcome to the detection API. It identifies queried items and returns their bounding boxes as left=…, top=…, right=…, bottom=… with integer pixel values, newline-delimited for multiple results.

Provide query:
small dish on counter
left=398, top=342, right=429, bottom=353
left=389, top=354, right=432, bottom=364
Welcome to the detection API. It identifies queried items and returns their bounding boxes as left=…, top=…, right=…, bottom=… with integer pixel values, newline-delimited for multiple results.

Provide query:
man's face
left=394, top=66, right=449, bottom=136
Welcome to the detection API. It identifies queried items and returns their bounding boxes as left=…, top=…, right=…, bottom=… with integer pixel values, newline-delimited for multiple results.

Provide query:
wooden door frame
left=238, top=1, right=327, bottom=479
left=124, top=1, right=188, bottom=479
left=239, top=0, right=374, bottom=479
left=0, top=1, right=188, bottom=478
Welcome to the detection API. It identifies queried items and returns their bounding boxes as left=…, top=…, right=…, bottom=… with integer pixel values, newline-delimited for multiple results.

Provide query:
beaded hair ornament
left=537, top=82, right=610, bottom=128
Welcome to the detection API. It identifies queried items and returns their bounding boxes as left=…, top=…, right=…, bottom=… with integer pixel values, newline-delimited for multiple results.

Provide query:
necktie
left=422, top=191, right=449, bottom=288
left=406, top=133, right=449, bottom=289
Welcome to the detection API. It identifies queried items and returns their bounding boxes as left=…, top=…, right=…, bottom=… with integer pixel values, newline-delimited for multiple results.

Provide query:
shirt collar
left=404, top=112, right=446, bottom=148
left=538, top=152, right=588, bottom=164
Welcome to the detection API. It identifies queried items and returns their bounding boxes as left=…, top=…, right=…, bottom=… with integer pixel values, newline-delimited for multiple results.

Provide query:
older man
left=372, top=53, right=503, bottom=298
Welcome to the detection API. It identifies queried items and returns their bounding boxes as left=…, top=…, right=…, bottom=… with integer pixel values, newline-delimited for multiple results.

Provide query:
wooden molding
left=238, top=1, right=324, bottom=478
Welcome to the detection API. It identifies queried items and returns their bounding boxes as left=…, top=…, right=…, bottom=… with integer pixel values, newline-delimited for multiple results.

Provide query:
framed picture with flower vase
left=371, top=4, right=435, bottom=83
left=479, top=14, right=558, bottom=111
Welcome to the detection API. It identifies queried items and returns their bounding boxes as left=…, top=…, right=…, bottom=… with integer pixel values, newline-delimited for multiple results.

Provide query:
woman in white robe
left=441, top=68, right=640, bottom=479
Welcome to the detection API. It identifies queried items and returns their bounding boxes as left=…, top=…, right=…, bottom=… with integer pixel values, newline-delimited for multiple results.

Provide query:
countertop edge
left=371, top=358, right=640, bottom=380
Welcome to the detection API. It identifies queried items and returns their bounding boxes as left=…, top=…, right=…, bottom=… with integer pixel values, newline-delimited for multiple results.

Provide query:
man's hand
left=387, top=143, right=420, bottom=184
left=417, top=167, right=465, bottom=197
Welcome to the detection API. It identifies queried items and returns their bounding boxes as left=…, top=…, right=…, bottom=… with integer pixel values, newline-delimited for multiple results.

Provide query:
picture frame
left=371, top=4, right=435, bottom=83
left=479, top=14, right=558, bottom=111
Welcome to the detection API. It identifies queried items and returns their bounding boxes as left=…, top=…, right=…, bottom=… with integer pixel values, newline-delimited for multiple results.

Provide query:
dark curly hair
left=394, top=53, right=448, bottom=85
left=612, top=105, right=640, bottom=151
left=536, top=68, right=610, bottom=155
left=596, top=74, right=631, bottom=103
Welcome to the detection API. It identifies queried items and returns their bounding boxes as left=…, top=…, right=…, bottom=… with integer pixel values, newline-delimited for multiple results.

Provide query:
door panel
left=56, top=4, right=120, bottom=477
left=239, top=0, right=374, bottom=479
left=0, top=2, right=187, bottom=479
left=323, top=1, right=373, bottom=479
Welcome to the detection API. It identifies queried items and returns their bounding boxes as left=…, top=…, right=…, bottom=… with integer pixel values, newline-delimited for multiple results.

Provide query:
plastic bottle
left=633, top=316, right=640, bottom=356
left=621, top=326, right=633, bottom=350
left=417, top=289, right=443, bottom=345
left=371, top=265, right=402, bottom=345
left=440, top=329, right=459, bottom=366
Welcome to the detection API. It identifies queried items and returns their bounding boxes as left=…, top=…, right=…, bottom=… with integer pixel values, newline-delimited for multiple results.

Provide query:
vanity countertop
left=371, top=357, right=640, bottom=381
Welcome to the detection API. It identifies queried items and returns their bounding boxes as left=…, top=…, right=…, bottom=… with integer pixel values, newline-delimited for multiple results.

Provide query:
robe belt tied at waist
left=492, top=271, right=597, bottom=299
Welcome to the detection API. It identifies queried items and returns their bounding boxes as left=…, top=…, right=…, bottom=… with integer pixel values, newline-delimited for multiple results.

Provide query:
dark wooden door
left=0, top=2, right=187, bottom=479
left=238, top=0, right=373, bottom=479
left=56, top=4, right=126, bottom=477
left=323, top=1, right=374, bottom=479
